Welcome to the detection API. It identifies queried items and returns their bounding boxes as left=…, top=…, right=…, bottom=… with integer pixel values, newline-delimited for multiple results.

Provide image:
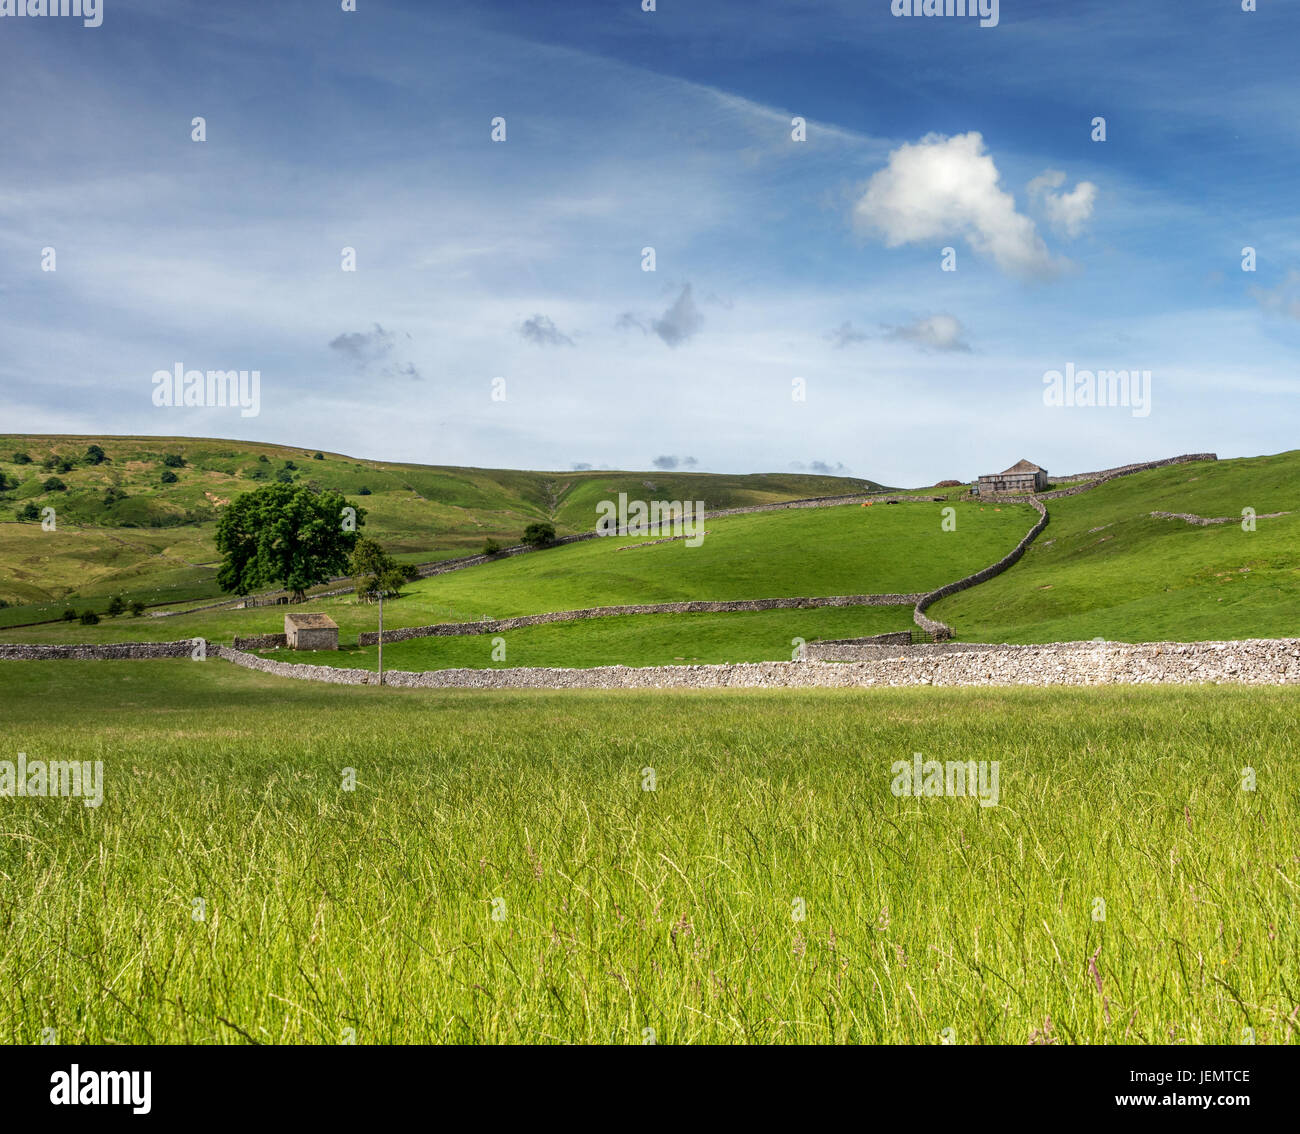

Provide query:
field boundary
left=357, top=593, right=924, bottom=645
left=6, top=637, right=1300, bottom=688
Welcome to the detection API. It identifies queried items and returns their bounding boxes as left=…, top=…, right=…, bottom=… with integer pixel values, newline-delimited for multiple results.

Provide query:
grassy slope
left=939, top=451, right=1300, bottom=643
left=266, top=606, right=917, bottom=670
left=2, top=660, right=1294, bottom=1044
left=0, top=499, right=1034, bottom=647
left=0, top=434, right=883, bottom=615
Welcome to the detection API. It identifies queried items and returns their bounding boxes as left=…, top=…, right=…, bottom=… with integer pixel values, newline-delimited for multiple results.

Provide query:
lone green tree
left=215, top=483, right=364, bottom=602
left=350, top=537, right=417, bottom=601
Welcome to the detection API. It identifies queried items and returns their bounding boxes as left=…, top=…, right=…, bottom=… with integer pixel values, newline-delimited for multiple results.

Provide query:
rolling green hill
left=0, top=434, right=886, bottom=621
left=938, top=450, right=1300, bottom=643
left=5, top=440, right=1298, bottom=660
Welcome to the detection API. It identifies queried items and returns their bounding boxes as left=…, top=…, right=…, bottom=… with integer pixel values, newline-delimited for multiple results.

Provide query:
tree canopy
left=215, top=482, right=365, bottom=601
left=350, top=537, right=418, bottom=601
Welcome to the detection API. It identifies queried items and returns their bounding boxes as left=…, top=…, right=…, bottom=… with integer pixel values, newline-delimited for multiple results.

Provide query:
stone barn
left=284, top=612, right=339, bottom=650
left=977, top=459, right=1048, bottom=496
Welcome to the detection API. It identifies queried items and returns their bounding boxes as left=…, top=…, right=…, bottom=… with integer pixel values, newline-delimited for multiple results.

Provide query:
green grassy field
left=938, top=451, right=1300, bottom=643
left=0, top=435, right=883, bottom=615
left=264, top=606, right=917, bottom=670
left=0, top=500, right=1033, bottom=650
left=1, top=661, right=1295, bottom=1045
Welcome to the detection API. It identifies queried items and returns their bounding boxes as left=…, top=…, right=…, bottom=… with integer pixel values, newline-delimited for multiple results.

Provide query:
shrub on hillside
left=483, top=538, right=502, bottom=556
left=357, top=486, right=371, bottom=495
left=521, top=521, right=556, bottom=548
left=162, top=453, right=186, bottom=468
left=313, top=452, right=325, bottom=460
left=12, top=451, right=32, bottom=464
left=85, top=445, right=107, bottom=465
left=17, top=502, right=40, bottom=521
left=107, top=595, right=126, bottom=617
left=42, top=477, right=66, bottom=492
left=78, top=609, right=100, bottom=625
left=160, top=469, right=179, bottom=484
left=61, top=608, right=78, bottom=621
left=130, top=600, right=146, bottom=616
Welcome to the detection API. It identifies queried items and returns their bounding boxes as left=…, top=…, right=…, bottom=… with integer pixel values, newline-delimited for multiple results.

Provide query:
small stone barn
left=977, top=459, right=1048, bottom=496
left=284, top=612, right=339, bottom=650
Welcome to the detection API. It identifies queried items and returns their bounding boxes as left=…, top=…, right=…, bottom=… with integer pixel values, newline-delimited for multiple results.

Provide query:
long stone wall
left=1151, top=510, right=1290, bottom=526
left=358, top=593, right=925, bottom=645
left=1039, top=453, right=1217, bottom=500
left=207, top=639, right=1300, bottom=688
left=8, top=638, right=1300, bottom=688
left=231, top=633, right=288, bottom=650
left=913, top=497, right=1050, bottom=639
left=0, top=641, right=197, bottom=660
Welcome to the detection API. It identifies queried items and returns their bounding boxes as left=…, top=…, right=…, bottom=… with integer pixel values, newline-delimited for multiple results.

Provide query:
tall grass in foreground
left=1, top=661, right=1296, bottom=1044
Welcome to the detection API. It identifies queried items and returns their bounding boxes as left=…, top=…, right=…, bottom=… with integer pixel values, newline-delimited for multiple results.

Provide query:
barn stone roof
left=285, top=613, right=338, bottom=630
left=1001, top=459, right=1046, bottom=474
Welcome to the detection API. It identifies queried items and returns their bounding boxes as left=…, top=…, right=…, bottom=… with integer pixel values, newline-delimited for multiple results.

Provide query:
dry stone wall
left=231, top=633, right=288, bottom=650
left=913, top=498, right=1050, bottom=639
left=359, top=593, right=925, bottom=645
left=1040, top=453, right=1217, bottom=500
left=9, top=638, right=1300, bottom=689
left=209, top=639, right=1300, bottom=688
left=0, top=641, right=196, bottom=660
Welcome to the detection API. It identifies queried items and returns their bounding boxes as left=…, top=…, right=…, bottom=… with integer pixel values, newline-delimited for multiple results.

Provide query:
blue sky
left=1, top=0, right=1297, bottom=485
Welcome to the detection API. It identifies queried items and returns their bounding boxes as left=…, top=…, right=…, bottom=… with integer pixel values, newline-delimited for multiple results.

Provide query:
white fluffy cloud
left=854, top=132, right=1058, bottom=279
left=1027, top=169, right=1098, bottom=238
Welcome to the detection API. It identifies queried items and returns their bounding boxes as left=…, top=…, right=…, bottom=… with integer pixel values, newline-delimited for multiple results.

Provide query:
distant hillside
left=0, top=435, right=886, bottom=619
left=937, top=450, right=1300, bottom=642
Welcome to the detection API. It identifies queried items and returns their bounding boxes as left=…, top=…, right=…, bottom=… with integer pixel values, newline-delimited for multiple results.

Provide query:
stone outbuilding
left=977, top=459, right=1048, bottom=496
left=284, top=612, right=339, bottom=650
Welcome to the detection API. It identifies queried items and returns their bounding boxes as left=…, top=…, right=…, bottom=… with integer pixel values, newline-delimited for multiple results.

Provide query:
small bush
left=62, top=608, right=78, bottom=621
left=17, top=502, right=40, bottom=521
left=42, top=477, right=66, bottom=492
left=85, top=444, right=107, bottom=465
left=130, top=601, right=146, bottom=616
left=162, top=453, right=186, bottom=468
left=483, top=539, right=502, bottom=556
left=78, top=609, right=100, bottom=626
left=107, top=595, right=126, bottom=617
left=257, top=454, right=269, bottom=463
left=12, top=451, right=32, bottom=464
left=313, top=452, right=325, bottom=460
left=358, top=486, right=371, bottom=496
left=521, top=521, right=556, bottom=548
left=160, top=469, right=179, bottom=484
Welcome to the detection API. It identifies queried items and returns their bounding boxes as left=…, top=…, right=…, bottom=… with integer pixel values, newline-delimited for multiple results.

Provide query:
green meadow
left=0, top=499, right=1033, bottom=662
left=936, top=450, right=1300, bottom=643
left=0, top=434, right=883, bottom=616
left=1, top=661, right=1295, bottom=1045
